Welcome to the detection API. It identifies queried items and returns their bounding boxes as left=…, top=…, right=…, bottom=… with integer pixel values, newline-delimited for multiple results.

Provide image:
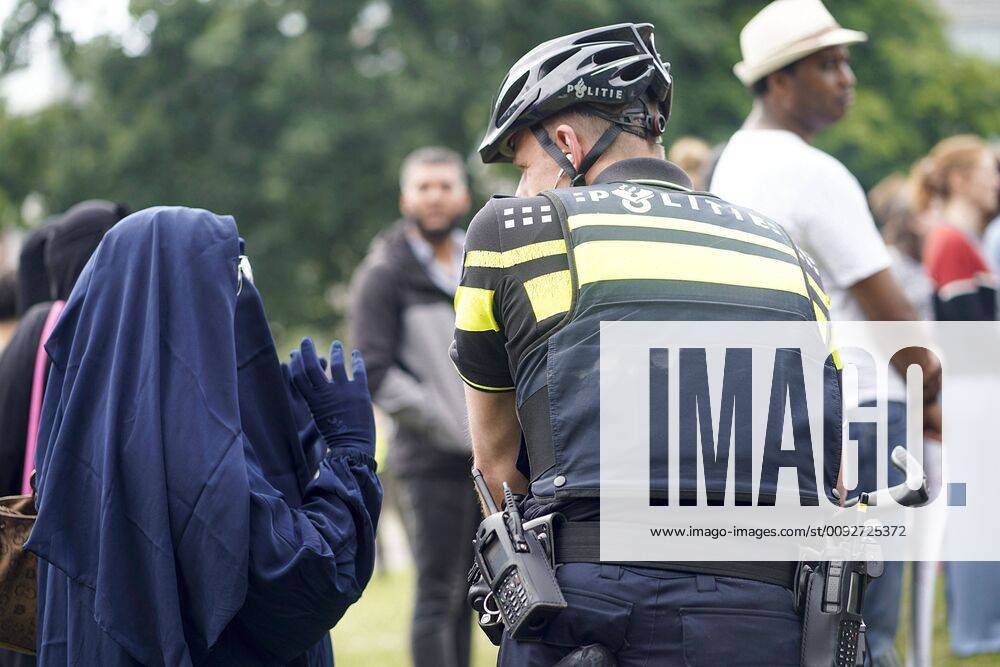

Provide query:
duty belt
left=550, top=520, right=797, bottom=589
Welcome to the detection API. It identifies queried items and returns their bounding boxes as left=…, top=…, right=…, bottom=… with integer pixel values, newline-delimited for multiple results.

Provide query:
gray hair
left=399, top=146, right=467, bottom=190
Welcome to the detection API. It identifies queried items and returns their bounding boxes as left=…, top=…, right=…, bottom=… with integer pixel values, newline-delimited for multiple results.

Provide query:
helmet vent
left=592, top=44, right=637, bottom=66
left=618, top=60, right=651, bottom=83
left=573, top=26, right=633, bottom=45
left=539, top=51, right=574, bottom=78
left=494, top=71, right=529, bottom=127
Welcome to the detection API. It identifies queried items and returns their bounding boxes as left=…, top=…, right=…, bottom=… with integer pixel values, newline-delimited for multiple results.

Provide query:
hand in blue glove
left=289, top=337, right=375, bottom=459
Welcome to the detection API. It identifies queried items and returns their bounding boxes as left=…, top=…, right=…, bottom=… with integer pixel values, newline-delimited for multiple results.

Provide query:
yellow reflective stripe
left=502, top=239, right=567, bottom=266
left=523, top=270, right=572, bottom=322
left=812, top=302, right=843, bottom=370
left=807, top=274, right=830, bottom=309
left=465, top=239, right=567, bottom=269
left=567, top=213, right=798, bottom=260
left=456, top=368, right=515, bottom=392
left=813, top=301, right=829, bottom=325
left=573, top=240, right=810, bottom=297
left=454, top=286, right=499, bottom=332
left=463, top=251, right=505, bottom=269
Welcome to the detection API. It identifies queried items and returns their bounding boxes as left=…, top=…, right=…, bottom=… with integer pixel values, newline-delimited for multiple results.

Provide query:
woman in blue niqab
left=24, top=207, right=382, bottom=666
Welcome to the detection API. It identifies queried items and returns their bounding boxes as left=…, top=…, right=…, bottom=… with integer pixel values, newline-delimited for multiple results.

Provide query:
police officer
left=451, top=24, right=844, bottom=665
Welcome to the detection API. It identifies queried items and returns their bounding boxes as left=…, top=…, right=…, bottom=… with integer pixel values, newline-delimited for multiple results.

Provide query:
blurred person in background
left=701, top=142, right=730, bottom=194
left=667, top=136, right=712, bottom=189
left=0, top=200, right=125, bottom=667
left=0, top=270, right=16, bottom=350
left=0, top=200, right=128, bottom=501
left=918, top=136, right=999, bottom=322
left=915, top=135, right=1000, bottom=659
left=711, top=1, right=941, bottom=663
left=0, top=271, right=21, bottom=667
left=349, top=147, right=478, bottom=667
left=976, top=143, right=1000, bottom=272
left=870, top=175, right=934, bottom=319
left=25, top=206, right=382, bottom=665
left=869, top=175, right=943, bottom=667
left=14, top=222, right=56, bottom=318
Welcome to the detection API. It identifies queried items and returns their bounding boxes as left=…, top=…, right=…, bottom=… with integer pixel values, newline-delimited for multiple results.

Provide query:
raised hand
left=289, top=337, right=375, bottom=458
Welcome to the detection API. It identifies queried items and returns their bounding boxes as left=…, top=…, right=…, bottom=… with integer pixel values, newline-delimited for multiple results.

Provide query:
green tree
left=1, top=0, right=998, bottom=337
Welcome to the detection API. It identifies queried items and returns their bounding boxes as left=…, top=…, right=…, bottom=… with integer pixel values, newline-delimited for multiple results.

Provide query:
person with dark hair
left=24, top=206, right=382, bottom=665
left=0, top=200, right=129, bottom=667
left=350, top=146, right=478, bottom=667
left=14, top=225, right=52, bottom=317
left=43, top=200, right=130, bottom=305
left=0, top=200, right=129, bottom=500
left=0, top=270, right=17, bottom=350
left=711, top=3, right=942, bottom=661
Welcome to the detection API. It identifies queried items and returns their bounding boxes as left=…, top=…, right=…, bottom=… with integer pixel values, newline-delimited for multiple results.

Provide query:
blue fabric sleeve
left=237, top=444, right=382, bottom=663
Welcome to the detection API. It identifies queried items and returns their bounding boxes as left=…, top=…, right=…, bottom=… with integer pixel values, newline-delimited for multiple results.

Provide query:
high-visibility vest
left=516, top=180, right=842, bottom=504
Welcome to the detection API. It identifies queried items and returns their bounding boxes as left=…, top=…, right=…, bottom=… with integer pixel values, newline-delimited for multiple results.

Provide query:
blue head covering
left=27, top=207, right=260, bottom=664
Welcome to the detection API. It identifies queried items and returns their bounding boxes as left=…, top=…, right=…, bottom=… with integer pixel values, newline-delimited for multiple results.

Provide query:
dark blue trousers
left=498, top=563, right=801, bottom=666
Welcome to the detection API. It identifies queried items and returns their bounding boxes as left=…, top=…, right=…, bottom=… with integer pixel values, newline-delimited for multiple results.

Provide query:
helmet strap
left=531, top=123, right=622, bottom=187
left=585, top=97, right=667, bottom=139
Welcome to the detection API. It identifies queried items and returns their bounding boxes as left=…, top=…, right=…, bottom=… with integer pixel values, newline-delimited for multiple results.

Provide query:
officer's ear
left=554, top=124, right=583, bottom=172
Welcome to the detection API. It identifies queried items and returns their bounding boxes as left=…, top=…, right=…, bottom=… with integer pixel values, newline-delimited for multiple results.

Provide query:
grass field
left=331, top=567, right=498, bottom=667
left=331, top=565, right=998, bottom=666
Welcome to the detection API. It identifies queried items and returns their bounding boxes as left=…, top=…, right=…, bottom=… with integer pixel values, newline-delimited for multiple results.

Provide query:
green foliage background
left=1, top=0, right=998, bottom=337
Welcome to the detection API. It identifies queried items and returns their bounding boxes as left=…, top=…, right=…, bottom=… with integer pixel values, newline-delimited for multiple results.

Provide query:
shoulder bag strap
left=21, top=300, right=65, bottom=495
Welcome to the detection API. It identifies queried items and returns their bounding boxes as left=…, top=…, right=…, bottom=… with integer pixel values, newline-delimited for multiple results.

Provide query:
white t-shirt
left=711, top=129, right=893, bottom=398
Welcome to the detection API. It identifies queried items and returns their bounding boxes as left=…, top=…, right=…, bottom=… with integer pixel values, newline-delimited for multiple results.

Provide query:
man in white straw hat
left=731, top=0, right=867, bottom=95
left=712, top=2, right=942, bottom=665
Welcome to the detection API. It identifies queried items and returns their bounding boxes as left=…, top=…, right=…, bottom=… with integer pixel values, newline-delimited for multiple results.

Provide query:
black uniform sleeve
left=450, top=200, right=515, bottom=392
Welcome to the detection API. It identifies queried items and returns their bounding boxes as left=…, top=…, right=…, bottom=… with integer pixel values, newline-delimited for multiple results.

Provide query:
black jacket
left=349, top=221, right=470, bottom=478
